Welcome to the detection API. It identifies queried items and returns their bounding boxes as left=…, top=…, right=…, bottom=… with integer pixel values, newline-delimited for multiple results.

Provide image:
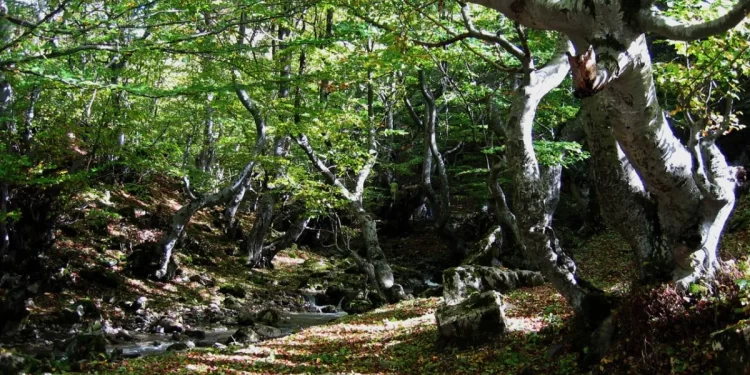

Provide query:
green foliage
left=534, top=140, right=590, bottom=167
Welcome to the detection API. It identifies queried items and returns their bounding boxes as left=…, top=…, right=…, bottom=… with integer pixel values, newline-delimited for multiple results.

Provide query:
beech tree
left=462, top=0, right=748, bottom=321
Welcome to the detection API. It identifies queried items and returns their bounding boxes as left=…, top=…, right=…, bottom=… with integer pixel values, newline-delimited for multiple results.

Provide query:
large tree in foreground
left=464, top=0, right=747, bottom=317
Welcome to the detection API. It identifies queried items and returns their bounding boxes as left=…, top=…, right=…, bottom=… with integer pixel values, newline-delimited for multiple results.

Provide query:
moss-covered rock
left=435, top=291, right=507, bottom=343
left=256, top=308, right=281, bottom=327
left=443, top=266, right=544, bottom=305
left=218, top=283, right=246, bottom=298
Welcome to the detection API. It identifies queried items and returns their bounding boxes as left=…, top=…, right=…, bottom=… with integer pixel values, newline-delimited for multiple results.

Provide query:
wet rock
left=64, top=333, right=108, bottom=361
left=166, top=341, right=195, bottom=351
left=712, top=320, right=750, bottom=375
left=320, top=305, right=337, bottom=314
left=185, top=330, right=206, bottom=340
left=225, top=327, right=259, bottom=345
left=256, top=308, right=281, bottom=327
left=443, top=266, right=544, bottom=305
left=435, top=291, right=508, bottom=343
left=115, top=329, right=134, bottom=341
left=219, top=284, right=246, bottom=299
left=254, top=324, right=285, bottom=339
left=156, top=317, right=183, bottom=333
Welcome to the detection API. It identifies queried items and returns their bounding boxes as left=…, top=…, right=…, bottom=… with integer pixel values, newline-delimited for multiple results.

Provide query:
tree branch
left=294, top=133, right=357, bottom=202
left=638, top=0, right=750, bottom=41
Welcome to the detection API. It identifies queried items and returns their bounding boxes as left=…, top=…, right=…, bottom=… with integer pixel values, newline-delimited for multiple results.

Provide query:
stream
left=112, top=311, right=347, bottom=358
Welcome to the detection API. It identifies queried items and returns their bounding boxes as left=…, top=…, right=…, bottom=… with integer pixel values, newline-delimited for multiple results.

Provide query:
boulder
left=254, top=324, right=285, bottom=339
left=156, top=317, right=183, bottom=333
left=167, top=341, right=195, bottom=351
left=435, top=291, right=508, bottom=343
left=344, top=299, right=373, bottom=314
left=256, top=308, right=281, bottom=327
left=189, top=274, right=216, bottom=287
left=219, top=284, right=246, bottom=299
left=225, top=328, right=259, bottom=345
left=443, top=266, right=544, bottom=305
left=223, top=296, right=242, bottom=310
left=131, top=296, right=148, bottom=311
left=64, top=333, right=108, bottom=361
left=711, top=320, right=750, bottom=375
left=237, top=312, right=255, bottom=326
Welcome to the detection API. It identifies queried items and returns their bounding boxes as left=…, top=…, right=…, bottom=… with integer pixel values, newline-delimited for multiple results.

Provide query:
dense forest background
left=0, top=0, right=749, bottom=373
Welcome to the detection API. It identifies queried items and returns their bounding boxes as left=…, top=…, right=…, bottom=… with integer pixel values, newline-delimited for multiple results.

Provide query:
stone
left=443, top=266, right=544, bottom=305
left=213, top=343, right=228, bottom=350
left=184, top=330, right=206, bottom=339
left=253, top=324, right=285, bottom=339
left=237, top=312, right=255, bottom=326
left=64, top=333, right=108, bottom=361
left=345, top=299, right=373, bottom=314
left=711, top=320, right=750, bottom=375
left=115, top=330, right=134, bottom=341
left=435, top=291, right=508, bottom=343
left=131, top=296, right=148, bottom=311
left=320, top=305, right=337, bottom=314
left=225, top=328, right=259, bottom=345
left=256, top=308, right=281, bottom=327
left=157, top=317, right=183, bottom=333
left=219, top=284, right=246, bottom=298
left=189, top=274, right=216, bottom=287
left=166, top=341, right=195, bottom=351
left=223, top=296, right=242, bottom=310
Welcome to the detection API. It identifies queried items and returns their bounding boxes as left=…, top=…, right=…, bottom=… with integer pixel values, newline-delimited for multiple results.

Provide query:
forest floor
left=3, top=179, right=750, bottom=374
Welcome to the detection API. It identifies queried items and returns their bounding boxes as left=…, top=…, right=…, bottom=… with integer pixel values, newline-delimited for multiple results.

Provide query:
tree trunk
left=245, top=136, right=290, bottom=267
left=197, top=93, right=217, bottom=175
left=262, top=215, right=310, bottom=265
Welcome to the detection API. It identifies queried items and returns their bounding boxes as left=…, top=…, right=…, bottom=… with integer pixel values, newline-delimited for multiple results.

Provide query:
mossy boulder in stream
left=435, top=291, right=508, bottom=343
left=443, top=266, right=544, bottom=305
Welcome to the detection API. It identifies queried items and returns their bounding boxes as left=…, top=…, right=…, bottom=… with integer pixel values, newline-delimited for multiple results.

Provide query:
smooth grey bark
left=468, top=0, right=745, bottom=292
left=295, top=128, right=401, bottom=302
left=245, top=136, right=290, bottom=267
left=404, top=69, right=464, bottom=257
left=491, top=35, right=602, bottom=314
left=197, top=93, right=217, bottom=175
left=245, top=21, right=296, bottom=267
left=223, top=14, right=268, bottom=235
left=154, top=16, right=268, bottom=278
left=263, top=215, right=310, bottom=261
